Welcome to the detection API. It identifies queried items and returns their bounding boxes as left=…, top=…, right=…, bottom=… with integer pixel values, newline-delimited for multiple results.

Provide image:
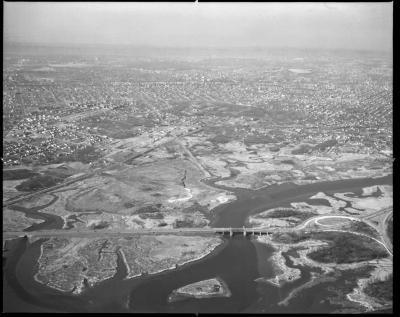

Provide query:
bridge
left=2, top=226, right=292, bottom=240
left=3, top=214, right=393, bottom=257
left=2, top=212, right=386, bottom=240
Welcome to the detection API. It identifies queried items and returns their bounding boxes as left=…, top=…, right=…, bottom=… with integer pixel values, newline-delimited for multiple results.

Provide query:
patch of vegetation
left=364, top=274, right=392, bottom=302
left=124, top=202, right=135, bottom=208
left=344, top=221, right=380, bottom=239
left=181, top=250, right=197, bottom=257
left=136, top=205, right=160, bottom=214
left=387, top=218, right=393, bottom=245
left=243, top=134, right=274, bottom=146
left=307, top=232, right=388, bottom=264
left=91, top=221, right=110, bottom=230
left=139, top=212, right=164, bottom=220
left=314, top=139, right=338, bottom=151
left=306, top=198, right=330, bottom=206
left=208, top=134, right=232, bottom=144
left=182, top=202, right=208, bottom=214
left=269, top=146, right=280, bottom=152
left=280, top=159, right=295, bottom=165
left=324, top=265, right=374, bottom=310
left=109, top=130, right=139, bottom=139
left=267, top=208, right=316, bottom=221
left=45, top=167, right=75, bottom=179
left=164, top=143, right=179, bottom=154
left=272, top=231, right=311, bottom=244
left=291, top=144, right=313, bottom=155
left=15, top=174, right=64, bottom=192
left=3, top=169, right=39, bottom=180
left=303, top=175, right=318, bottom=180
left=13, top=167, right=76, bottom=192
left=174, top=219, right=194, bottom=228
left=273, top=231, right=388, bottom=264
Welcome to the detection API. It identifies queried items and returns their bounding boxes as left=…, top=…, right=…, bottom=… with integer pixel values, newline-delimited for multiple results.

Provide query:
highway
left=380, top=209, right=393, bottom=254
left=299, top=211, right=393, bottom=256
left=2, top=227, right=280, bottom=239
left=3, top=210, right=393, bottom=252
left=3, top=208, right=393, bottom=258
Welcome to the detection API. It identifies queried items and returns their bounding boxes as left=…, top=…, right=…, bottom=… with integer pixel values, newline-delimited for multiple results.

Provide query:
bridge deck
left=3, top=227, right=285, bottom=239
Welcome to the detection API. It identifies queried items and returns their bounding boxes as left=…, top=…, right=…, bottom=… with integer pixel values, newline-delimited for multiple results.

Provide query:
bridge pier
left=243, top=226, right=246, bottom=236
left=229, top=228, right=233, bottom=237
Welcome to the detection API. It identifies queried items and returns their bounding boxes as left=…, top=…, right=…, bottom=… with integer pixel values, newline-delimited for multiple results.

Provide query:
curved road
left=300, top=213, right=393, bottom=256
left=380, top=209, right=393, bottom=254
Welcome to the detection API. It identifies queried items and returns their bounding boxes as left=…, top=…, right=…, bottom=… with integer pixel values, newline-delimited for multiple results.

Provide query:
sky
left=4, top=2, right=393, bottom=51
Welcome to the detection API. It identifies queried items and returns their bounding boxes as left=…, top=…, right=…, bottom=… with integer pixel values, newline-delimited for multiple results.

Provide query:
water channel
left=2, top=174, right=392, bottom=312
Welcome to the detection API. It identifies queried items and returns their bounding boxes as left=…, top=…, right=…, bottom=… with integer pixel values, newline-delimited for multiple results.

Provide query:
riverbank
left=256, top=236, right=325, bottom=286
left=277, top=272, right=336, bottom=306
left=256, top=233, right=392, bottom=311
left=121, top=235, right=227, bottom=281
left=346, top=258, right=393, bottom=311
left=31, top=234, right=225, bottom=294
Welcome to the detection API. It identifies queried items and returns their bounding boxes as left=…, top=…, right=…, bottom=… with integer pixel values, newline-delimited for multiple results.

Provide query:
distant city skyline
left=4, top=2, right=393, bottom=52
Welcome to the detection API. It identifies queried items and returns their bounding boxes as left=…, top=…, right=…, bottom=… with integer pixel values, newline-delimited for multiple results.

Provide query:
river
left=2, top=174, right=392, bottom=312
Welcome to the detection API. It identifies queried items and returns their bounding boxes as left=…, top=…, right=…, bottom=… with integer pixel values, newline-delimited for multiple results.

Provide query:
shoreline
left=346, top=258, right=393, bottom=311
left=212, top=171, right=392, bottom=191
left=124, top=236, right=226, bottom=280
left=278, top=272, right=336, bottom=306
left=263, top=249, right=301, bottom=287
left=31, top=236, right=229, bottom=295
left=215, top=173, right=392, bottom=192
left=168, top=276, right=232, bottom=303
left=256, top=236, right=325, bottom=286
left=256, top=234, right=393, bottom=311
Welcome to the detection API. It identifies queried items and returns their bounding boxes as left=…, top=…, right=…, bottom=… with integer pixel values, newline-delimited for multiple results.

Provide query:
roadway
left=360, top=207, right=393, bottom=254
left=298, top=211, right=393, bottom=256
left=379, top=209, right=393, bottom=254
left=2, top=227, right=279, bottom=239
left=3, top=210, right=393, bottom=257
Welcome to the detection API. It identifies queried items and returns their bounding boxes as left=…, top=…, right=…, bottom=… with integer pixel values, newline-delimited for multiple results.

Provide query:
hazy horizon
left=4, top=2, right=393, bottom=52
